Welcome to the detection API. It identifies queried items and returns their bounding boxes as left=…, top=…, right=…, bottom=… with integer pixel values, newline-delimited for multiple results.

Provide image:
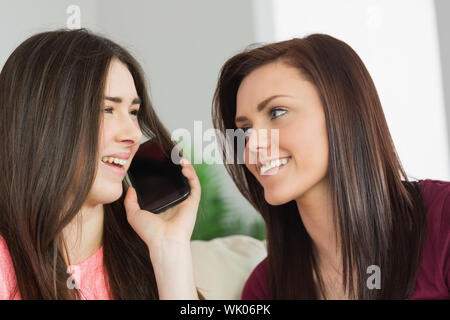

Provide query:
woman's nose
left=248, top=128, right=270, bottom=154
left=116, top=116, right=143, bottom=144
left=247, top=128, right=280, bottom=164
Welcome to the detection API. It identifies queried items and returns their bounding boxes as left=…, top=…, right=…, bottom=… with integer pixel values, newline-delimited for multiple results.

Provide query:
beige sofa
left=191, top=235, right=267, bottom=300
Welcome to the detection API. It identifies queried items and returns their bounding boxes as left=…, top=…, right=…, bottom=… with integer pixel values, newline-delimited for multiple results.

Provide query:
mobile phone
left=127, top=139, right=190, bottom=213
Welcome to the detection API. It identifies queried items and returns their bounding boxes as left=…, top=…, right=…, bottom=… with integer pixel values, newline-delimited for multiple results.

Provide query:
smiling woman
left=212, top=34, right=450, bottom=300
left=92, top=58, right=143, bottom=205
left=0, top=29, right=201, bottom=299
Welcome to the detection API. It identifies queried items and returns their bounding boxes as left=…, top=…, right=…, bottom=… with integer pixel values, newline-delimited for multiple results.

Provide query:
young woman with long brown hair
left=212, top=34, right=449, bottom=299
left=0, top=29, right=201, bottom=299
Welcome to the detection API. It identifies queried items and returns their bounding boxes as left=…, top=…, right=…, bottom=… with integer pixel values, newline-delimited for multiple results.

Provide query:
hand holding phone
left=127, top=139, right=191, bottom=213
left=124, top=156, right=201, bottom=248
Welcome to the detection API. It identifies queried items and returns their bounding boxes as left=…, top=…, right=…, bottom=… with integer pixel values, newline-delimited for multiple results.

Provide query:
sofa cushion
left=191, top=235, right=267, bottom=300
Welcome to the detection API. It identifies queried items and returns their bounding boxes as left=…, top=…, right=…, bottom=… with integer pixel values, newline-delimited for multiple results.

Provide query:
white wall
left=0, top=0, right=99, bottom=67
left=270, top=0, right=450, bottom=181
left=435, top=0, right=450, bottom=161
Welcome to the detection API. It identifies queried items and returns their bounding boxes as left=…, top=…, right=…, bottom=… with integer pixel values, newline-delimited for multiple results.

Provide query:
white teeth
left=101, top=156, right=127, bottom=166
left=260, top=157, right=290, bottom=175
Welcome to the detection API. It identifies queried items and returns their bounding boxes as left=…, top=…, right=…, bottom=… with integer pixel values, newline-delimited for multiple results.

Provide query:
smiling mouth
left=258, top=157, right=291, bottom=176
left=101, top=156, right=128, bottom=167
left=101, top=158, right=127, bottom=175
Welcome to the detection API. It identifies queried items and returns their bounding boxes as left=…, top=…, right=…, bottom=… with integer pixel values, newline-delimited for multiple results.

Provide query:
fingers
left=180, top=158, right=201, bottom=202
left=124, top=186, right=141, bottom=219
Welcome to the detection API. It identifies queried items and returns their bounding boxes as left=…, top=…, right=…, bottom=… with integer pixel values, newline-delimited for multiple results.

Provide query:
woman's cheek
left=99, top=123, right=114, bottom=151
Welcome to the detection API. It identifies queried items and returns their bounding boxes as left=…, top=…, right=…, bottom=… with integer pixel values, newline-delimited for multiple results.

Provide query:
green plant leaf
left=191, top=162, right=266, bottom=241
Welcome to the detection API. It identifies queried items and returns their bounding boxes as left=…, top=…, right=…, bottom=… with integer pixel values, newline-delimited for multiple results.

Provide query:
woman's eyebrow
left=104, top=96, right=142, bottom=105
left=235, top=94, right=291, bottom=123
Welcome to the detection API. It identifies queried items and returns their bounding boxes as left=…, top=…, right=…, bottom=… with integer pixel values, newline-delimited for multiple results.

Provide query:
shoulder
left=0, top=235, right=18, bottom=299
left=241, top=257, right=270, bottom=300
left=417, top=179, right=450, bottom=295
left=418, top=179, right=450, bottom=235
left=0, top=235, right=13, bottom=271
left=419, top=179, right=450, bottom=210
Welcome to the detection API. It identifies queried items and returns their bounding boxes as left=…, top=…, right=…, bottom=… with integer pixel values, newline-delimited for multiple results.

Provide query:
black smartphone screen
left=127, top=139, right=190, bottom=213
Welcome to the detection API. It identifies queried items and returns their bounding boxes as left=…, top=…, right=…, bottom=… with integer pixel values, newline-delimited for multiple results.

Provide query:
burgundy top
left=242, top=179, right=450, bottom=300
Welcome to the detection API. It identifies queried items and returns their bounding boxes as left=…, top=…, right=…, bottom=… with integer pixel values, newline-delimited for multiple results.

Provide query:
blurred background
left=1, top=0, right=449, bottom=240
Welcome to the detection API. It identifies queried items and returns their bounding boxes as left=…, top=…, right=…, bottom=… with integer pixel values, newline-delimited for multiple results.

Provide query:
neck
left=295, top=177, right=341, bottom=270
left=62, top=202, right=104, bottom=266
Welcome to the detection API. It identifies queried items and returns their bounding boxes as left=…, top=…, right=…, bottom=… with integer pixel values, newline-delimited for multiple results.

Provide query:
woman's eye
left=269, top=107, right=287, bottom=119
left=103, top=107, right=139, bottom=117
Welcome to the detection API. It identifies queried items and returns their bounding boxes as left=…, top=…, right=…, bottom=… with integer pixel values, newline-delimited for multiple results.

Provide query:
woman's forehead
left=236, top=62, right=311, bottom=112
left=104, top=59, right=138, bottom=100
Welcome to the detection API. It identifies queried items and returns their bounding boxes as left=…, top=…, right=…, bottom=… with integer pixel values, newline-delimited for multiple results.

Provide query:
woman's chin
left=264, top=191, right=292, bottom=206
left=96, top=183, right=123, bottom=204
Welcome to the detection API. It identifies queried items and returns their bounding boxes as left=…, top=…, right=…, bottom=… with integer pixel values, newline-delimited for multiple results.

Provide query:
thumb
left=124, top=186, right=141, bottom=216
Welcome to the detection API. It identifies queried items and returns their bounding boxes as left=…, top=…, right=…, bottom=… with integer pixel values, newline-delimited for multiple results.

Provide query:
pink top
left=242, top=179, right=450, bottom=300
left=0, top=239, right=111, bottom=299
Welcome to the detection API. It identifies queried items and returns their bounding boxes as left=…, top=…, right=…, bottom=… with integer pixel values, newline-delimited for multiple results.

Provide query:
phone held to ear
left=127, top=139, right=190, bottom=213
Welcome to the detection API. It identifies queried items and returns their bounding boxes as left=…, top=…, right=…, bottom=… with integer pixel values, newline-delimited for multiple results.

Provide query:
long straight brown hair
left=0, top=29, right=176, bottom=299
left=212, top=34, right=427, bottom=299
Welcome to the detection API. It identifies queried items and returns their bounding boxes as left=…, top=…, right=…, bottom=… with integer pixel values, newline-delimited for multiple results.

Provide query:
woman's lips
left=258, top=156, right=292, bottom=177
left=101, top=160, right=126, bottom=176
left=260, top=163, right=288, bottom=177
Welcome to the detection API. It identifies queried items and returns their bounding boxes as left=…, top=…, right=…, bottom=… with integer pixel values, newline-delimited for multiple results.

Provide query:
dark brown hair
left=212, top=34, right=427, bottom=299
left=0, top=29, right=175, bottom=299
